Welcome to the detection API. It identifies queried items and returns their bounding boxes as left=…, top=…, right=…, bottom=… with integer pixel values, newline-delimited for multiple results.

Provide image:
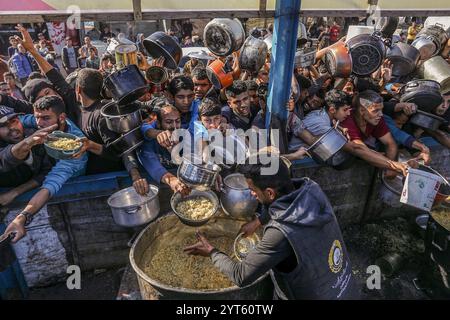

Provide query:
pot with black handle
left=400, top=79, right=443, bottom=113
left=101, top=101, right=143, bottom=134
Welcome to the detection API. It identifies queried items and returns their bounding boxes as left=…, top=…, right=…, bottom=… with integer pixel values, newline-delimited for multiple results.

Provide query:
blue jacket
left=384, top=115, right=416, bottom=149
left=138, top=139, right=176, bottom=184
left=19, top=115, right=88, bottom=197
left=11, top=52, right=33, bottom=79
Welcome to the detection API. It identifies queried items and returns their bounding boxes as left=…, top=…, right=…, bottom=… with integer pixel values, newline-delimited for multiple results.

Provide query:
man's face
left=160, top=109, right=181, bottom=131
left=435, top=94, right=450, bottom=116
left=246, top=179, right=274, bottom=205
left=0, top=83, right=12, bottom=96
left=4, top=75, right=15, bottom=88
left=228, top=92, right=250, bottom=117
left=362, top=103, right=384, bottom=126
left=201, top=115, right=222, bottom=130
left=248, top=90, right=259, bottom=109
left=36, top=87, right=61, bottom=101
left=193, top=77, right=212, bottom=100
left=0, top=117, right=24, bottom=144
left=331, top=104, right=351, bottom=122
left=66, top=39, right=72, bottom=47
left=10, top=38, right=18, bottom=46
left=173, top=89, right=195, bottom=114
left=18, top=44, right=26, bottom=54
left=34, top=108, right=63, bottom=130
left=84, top=37, right=91, bottom=45
left=306, top=94, right=324, bottom=111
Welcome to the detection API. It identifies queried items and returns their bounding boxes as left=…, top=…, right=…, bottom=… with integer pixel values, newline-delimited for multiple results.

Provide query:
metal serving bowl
left=170, top=189, right=219, bottom=227
left=177, top=156, right=221, bottom=191
left=233, top=232, right=260, bottom=261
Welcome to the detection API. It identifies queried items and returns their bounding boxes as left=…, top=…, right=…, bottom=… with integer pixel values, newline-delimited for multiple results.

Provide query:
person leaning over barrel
left=184, top=158, right=360, bottom=300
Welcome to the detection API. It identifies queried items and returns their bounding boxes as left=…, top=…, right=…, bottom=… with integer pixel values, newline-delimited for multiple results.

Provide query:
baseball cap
left=0, top=106, right=19, bottom=127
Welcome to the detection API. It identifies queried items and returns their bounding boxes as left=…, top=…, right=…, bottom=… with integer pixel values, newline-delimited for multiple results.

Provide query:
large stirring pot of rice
left=129, top=214, right=273, bottom=299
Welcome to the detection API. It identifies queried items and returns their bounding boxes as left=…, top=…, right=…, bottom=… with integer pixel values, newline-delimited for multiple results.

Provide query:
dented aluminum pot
left=239, top=36, right=268, bottom=73
left=204, top=18, right=245, bottom=57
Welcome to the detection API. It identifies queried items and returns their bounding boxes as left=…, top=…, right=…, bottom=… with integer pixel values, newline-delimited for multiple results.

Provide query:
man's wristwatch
left=18, top=211, right=34, bottom=226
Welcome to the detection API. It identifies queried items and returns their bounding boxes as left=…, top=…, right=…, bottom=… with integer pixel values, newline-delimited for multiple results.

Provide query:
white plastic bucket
left=400, top=168, right=443, bottom=212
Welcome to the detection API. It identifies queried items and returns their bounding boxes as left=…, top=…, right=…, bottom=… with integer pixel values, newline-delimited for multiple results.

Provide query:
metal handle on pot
left=430, top=223, right=448, bottom=252
left=124, top=206, right=141, bottom=215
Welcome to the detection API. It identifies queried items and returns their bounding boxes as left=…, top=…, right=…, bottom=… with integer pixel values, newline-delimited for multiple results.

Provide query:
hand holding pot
left=3, top=215, right=26, bottom=243
left=133, top=178, right=150, bottom=195
left=156, top=130, right=175, bottom=149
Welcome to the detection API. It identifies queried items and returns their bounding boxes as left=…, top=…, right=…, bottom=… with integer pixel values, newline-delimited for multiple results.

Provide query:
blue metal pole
left=265, top=0, right=301, bottom=153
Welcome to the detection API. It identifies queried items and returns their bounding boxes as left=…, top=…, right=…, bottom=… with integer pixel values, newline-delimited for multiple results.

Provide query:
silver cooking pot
left=386, top=42, right=420, bottom=77
left=101, top=101, right=143, bottom=134
left=418, top=56, right=450, bottom=95
left=204, top=18, right=245, bottom=57
left=239, top=36, right=268, bottom=73
left=399, top=80, right=443, bottom=113
left=412, top=24, right=448, bottom=60
left=220, top=173, right=258, bottom=220
left=346, top=32, right=386, bottom=76
left=306, top=126, right=348, bottom=163
left=177, top=156, right=221, bottom=190
left=107, top=184, right=160, bottom=227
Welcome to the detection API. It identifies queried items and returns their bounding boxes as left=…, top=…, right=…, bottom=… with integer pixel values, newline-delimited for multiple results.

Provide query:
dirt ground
left=28, top=217, right=448, bottom=300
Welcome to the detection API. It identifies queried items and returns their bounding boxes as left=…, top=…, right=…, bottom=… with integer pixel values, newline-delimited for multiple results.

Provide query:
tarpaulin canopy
left=0, top=0, right=449, bottom=23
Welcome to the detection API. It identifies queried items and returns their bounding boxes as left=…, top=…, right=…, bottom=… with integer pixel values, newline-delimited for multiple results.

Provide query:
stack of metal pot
left=102, top=64, right=148, bottom=156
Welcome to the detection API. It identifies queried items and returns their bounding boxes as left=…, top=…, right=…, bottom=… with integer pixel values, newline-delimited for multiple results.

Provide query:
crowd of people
left=0, top=17, right=449, bottom=299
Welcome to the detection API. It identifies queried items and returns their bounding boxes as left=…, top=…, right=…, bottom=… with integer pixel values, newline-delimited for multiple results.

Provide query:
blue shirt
left=384, top=115, right=416, bottom=149
left=138, top=139, right=177, bottom=184
left=19, top=115, right=88, bottom=196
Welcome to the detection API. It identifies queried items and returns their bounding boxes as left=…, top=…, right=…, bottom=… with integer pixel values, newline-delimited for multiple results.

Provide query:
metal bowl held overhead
left=408, top=110, right=447, bottom=132
left=419, top=56, right=450, bottom=95
left=110, top=126, right=144, bottom=157
left=346, top=33, right=386, bottom=77
left=101, top=101, right=143, bottom=134
left=143, top=31, right=182, bottom=70
left=412, top=24, right=448, bottom=61
left=295, top=42, right=317, bottom=69
left=107, top=184, right=160, bottom=227
left=103, top=64, right=148, bottom=106
left=171, top=189, right=219, bottom=227
left=204, top=18, right=245, bottom=57
left=220, top=173, right=258, bottom=220
left=177, top=156, right=221, bottom=191
left=306, top=127, right=348, bottom=164
left=375, top=17, right=399, bottom=39
left=400, top=79, right=443, bottom=113
left=386, top=42, right=420, bottom=77
left=239, top=36, right=268, bottom=73
left=322, top=44, right=353, bottom=78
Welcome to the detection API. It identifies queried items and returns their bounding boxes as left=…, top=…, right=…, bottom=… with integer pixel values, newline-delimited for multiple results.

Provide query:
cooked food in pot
left=143, top=234, right=235, bottom=290
left=47, top=137, right=81, bottom=151
left=176, top=196, right=214, bottom=220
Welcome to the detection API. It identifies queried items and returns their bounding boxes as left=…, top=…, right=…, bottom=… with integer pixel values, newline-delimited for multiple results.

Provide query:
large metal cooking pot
left=424, top=202, right=450, bottom=273
left=101, top=101, right=143, bottom=134
left=129, top=214, right=273, bottom=299
left=204, top=18, right=245, bottom=57
left=408, top=110, right=447, bottom=131
left=220, top=173, right=258, bottom=220
left=143, top=31, right=182, bottom=70
left=419, top=56, right=450, bottom=95
left=306, top=127, right=348, bottom=163
left=322, top=44, right=352, bottom=78
left=107, top=184, right=160, bottom=227
left=177, top=156, right=221, bottom=190
left=386, top=42, right=420, bottom=77
left=239, top=36, right=268, bottom=73
left=346, top=32, right=386, bottom=76
left=400, top=79, right=443, bottom=113
left=412, top=24, right=448, bottom=60
left=103, top=64, right=148, bottom=106
left=110, top=126, right=144, bottom=157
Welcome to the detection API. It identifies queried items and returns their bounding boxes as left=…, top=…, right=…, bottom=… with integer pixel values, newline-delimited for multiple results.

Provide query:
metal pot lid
left=108, top=184, right=159, bottom=209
